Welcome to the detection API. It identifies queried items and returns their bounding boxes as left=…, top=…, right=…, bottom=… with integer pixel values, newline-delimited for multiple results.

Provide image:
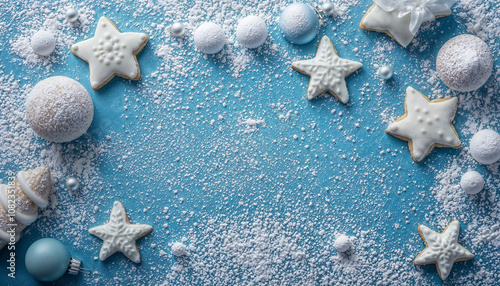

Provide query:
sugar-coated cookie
left=71, top=17, right=148, bottom=90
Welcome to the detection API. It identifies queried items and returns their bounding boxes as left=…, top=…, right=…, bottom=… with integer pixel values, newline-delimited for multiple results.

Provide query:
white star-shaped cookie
left=89, top=201, right=152, bottom=263
left=414, top=220, right=474, bottom=280
left=292, top=36, right=362, bottom=103
left=386, top=87, right=460, bottom=162
left=71, top=17, right=148, bottom=90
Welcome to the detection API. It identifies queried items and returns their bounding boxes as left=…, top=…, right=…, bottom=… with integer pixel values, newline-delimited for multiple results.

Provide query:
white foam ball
left=334, top=235, right=351, bottom=253
left=460, top=171, right=484, bottom=195
left=194, top=22, right=226, bottom=54
left=236, top=16, right=268, bottom=49
left=171, top=242, right=188, bottom=257
left=31, top=30, right=56, bottom=56
left=437, top=34, right=493, bottom=92
left=469, top=129, right=500, bottom=165
left=26, top=76, right=94, bottom=143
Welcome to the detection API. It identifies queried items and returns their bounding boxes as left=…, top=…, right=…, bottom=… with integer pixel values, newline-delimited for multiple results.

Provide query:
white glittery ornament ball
left=66, top=177, right=80, bottom=191
left=236, top=15, right=268, bottom=49
left=31, top=30, right=56, bottom=56
left=65, top=8, right=79, bottom=23
left=171, top=242, right=188, bottom=257
left=378, top=65, right=393, bottom=80
left=322, top=3, right=335, bottom=15
left=460, top=171, right=484, bottom=195
left=334, top=235, right=352, bottom=253
left=194, top=22, right=226, bottom=54
left=170, top=22, right=185, bottom=37
left=469, top=129, right=500, bottom=165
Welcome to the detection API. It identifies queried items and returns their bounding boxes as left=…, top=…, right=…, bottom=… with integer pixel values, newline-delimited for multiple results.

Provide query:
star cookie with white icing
left=71, top=17, right=148, bottom=90
left=89, top=201, right=152, bottom=263
left=386, top=87, right=460, bottom=162
left=414, top=220, right=474, bottom=280
left=291, top=36, right=362, bottom=104
left=360, top=0, right=455, bottom=47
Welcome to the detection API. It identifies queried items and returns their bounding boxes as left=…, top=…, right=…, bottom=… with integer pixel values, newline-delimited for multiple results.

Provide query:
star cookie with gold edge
left=414, top=220, right=474, bottom=280
left=386, top=87, right=460, bottom=162
left=291, top=36, right=362, bottom=104
left=71, top=17, right=148, bottom=90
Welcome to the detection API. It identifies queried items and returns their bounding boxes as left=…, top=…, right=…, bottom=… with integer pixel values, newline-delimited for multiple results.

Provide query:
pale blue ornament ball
left=66, top=177, right=79, bottom=191
left=25, top=238, right=71, bottom=282
left=378, top=65, right=393, bottom=80
left=279, top=3, right=319, bottom=45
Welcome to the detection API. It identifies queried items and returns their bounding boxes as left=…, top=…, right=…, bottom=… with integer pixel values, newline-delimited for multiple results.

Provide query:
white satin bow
left=374, top=0, right=456, bottom=35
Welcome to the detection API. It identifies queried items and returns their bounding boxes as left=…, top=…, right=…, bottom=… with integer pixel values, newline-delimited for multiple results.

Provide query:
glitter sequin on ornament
left=66, top=177, right=80, bottom=191
left=279, top=3, right=319, bottom=45
left=65, top=8, right=79, bottom=23
left=378, top=65, right=393, bottom=80
left=170, top=22, right=186, bottom=37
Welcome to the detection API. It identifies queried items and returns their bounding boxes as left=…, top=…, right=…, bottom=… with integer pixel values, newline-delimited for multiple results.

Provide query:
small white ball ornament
left=378, top=65, right=393, bottom=80
left=65, top=8, right=79, bottom=23
left=66, top=177, right=80, bottom=191
left=469, top=129, right=500, bottom=165
left=334, top=235, right=352, bottom=253
left=170, top=22, right=186, bottom=37
left=460, top=171, right=484, bottom=195
left=322, top=3, right=335, bottom=15
left=236, top=15, right=268, bottom=49
left=194, top=22, right=226, bottom=54
left=31, top=30, right=56, bottom=56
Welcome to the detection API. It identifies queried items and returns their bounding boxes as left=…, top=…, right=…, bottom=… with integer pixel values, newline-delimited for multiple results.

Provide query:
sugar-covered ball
left=469, top=129, right=500, bottom=165
left=194, top=22, right=226, bottom=54
left=65, top=8, right=79, bottom=23
left=334, top=235, right=352, bottom=253
left=436, top=35, right=493, bottom=92
left=171, top=242, right=188, bottom=257
left=31, top=30, right=56, bottom=56
left=460, top=171, right=484, bottom=195
left=279, top=3, right=319, bottom=45
left=236, top=15, right=268, bottom=49
left=26, top=76, right=94, bottom=143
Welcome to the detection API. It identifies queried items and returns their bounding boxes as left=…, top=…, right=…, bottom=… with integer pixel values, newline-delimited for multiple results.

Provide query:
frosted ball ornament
left=322, top=3, right=335, bottom=15
left=31, top=30, right=56, bottom=56
left=25, top=76, right=94, bottom=143
left=334, top=235, right=352, bottom=253
left=460, top=171, right=484, bottom=195
left=65, top=8, right=79, bottom=23
left=236, top=15, right=268, bottom=49
left=170, top=22, right=185, bottom=37
left=25, top=238, right=91, bottom=282
left=279, top=3, right=319, bottom=45
left=469, top=129, right=500, bottom=165
left=66, top=177, right=80, bottom=191
left=194, top=22, right=226, bottom=54
left=378, top=65, right=393, bottom=80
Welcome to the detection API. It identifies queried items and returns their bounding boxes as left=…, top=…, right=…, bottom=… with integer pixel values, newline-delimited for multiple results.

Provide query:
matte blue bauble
left=279, top=3, right=319, bottom=45
left=25, top=238, right=71, bottom=282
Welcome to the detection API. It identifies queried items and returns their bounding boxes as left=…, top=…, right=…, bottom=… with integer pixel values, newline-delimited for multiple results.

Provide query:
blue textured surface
left=0, top=0, right=499, bottom=285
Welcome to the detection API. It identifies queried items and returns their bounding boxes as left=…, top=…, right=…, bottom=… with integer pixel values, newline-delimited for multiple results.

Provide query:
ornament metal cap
left=67, top=258, right=92, bottom=276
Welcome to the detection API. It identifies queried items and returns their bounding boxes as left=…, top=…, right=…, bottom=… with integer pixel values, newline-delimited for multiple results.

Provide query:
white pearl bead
left=65, top=8, right=79, bottom=23
left=170, top=22, right=186, bottom=37
left=66, top=177, right=80, bottom=191
left=378, top=65, right=393, bottom=80
left=322, top=3, right=335, bottom=15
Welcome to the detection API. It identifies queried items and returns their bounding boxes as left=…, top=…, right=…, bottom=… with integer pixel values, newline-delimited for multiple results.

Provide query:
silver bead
left=66, top=177, right=79, bottom=191
left=378, top=65, right=393, bottom=80
left=322, top=3, right=335, bottom=15
left=170, top=22, right=185, bottom=37
left=65, top=8, right=79, bottom=23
